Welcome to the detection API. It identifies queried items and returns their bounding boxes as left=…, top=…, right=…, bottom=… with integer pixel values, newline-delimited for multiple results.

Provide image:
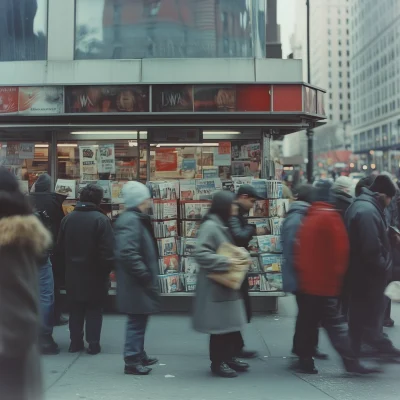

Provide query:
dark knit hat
left=313, top=179, right=333, bottom=203
left=369, top=174, right=396, bottom=198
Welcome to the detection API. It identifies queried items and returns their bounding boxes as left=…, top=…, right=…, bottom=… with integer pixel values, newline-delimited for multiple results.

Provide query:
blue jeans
left=124, top=314, right=149, bottom=365
left=39, top=259, right=55, bottom=336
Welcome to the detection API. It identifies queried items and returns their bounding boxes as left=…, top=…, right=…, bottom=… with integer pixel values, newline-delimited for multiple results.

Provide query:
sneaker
left=40, top=335, right=60, bottom=355
left=383, top=318, right=395, bottom=328
left=69, top=340, right=85, bottom=353
left=124, top=364, right=152, bottom=376
left=87, top=343, right=101, bottom=355
left=296, top=358, right=318, bottom=374
left=211, top=362, right=238, bottom=378
left=343, top=358, right=381, bottom=374
left=227, top=358, right=250, bottom=372
left=237, top=349, right=258, bottom=359
left=314, top=350, right=329, bottom=360
left=142, top=356, right=159, bottom=366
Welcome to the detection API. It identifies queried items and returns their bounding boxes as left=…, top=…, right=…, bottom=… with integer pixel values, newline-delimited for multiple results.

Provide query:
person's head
left=0, top=167, right=32, bottom=219
left=208, top=190, right=236, bottom=224
left=236, top=184, right=261, bottom=211
left=369, top=174, right=397, bottom=208
left=313, top=179, right=333, bottom=203
left=33, top=173, right=51, bottom=193
left=122, top=181, right=152, bottom=213
left=80, top=184, right=104, bottom=206
left=332, top=176, right=354, bottom=196
left=355, top=175, right=375, bottom=197
left=293, top=184, right=314, bottom=204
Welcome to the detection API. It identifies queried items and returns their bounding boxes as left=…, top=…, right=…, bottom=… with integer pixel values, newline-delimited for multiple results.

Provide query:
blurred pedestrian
left=283, top=177, right=294, bottom=200
left=331, top=176, right=354, bottom=219
left=346, top=175, right=400, bottom=358
left=30, top=174, right=67, bottom=355
left=354, top=175, right=375, bottom=197
left=193, top=191, right=249, bottom=378
left=294, top=180, right=376, bottom=374
left=114, top=182, right=160, bottom=376
left=0, top=167, right=52, bottom=400
left=57, top=184, right=114, bottom=355
left=228, top=185, right=259, bottom=359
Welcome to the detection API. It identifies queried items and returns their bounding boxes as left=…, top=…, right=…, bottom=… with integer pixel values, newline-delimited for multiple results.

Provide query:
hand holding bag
left=208, top=242, right=251, bottom=290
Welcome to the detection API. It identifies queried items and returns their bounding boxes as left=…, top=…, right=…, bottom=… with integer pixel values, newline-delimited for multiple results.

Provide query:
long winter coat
left=345, top=188, right=392, bottom=294
left=281, top=201, right=310, bottom=293
left=114, top=209, right=160, bottom=315
left=0, top=215, right=52, bottom=400
left=193, top=214, right=247, bottom=334
left=56, top=202, right=114, bottom=304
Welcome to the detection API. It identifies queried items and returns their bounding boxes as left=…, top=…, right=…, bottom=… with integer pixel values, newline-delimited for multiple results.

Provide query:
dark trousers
left=39, top=259, right=55, bottom=337
left=293, top=293, right=354, bottom=359
left=124, top=314, right=149, bottom=365
left=209, top=331, right=241, bottom=364
left=69, top=301, right=103, bottom=344
left=0, top=356, right=25, bottom=400
left=384, top=298, right=391, bottom=321
left=349, top=291, right=394, bottom=356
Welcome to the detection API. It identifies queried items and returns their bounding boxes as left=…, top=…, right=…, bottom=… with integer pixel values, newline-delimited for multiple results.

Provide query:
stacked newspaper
left=153, top=220, right=178, bottom=239
left=177, top=237, right=197, bottom=256
left=157, top=237, right=177, bottom=257
left=180, top=220, right=201, bottom=238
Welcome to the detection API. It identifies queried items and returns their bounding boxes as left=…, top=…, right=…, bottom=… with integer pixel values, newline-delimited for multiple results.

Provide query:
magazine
left=269, top=199, right=289, bottom=217
left=179, top=179, right=197, bottom=201
left=232, top=176, right=252, bottom=192
left=251, top=179, right=268, bottom=199
left=153, top=220, right=178, bottom=239
left=249, top=257, right=262, bottom=273
left=178, top=237, right=197, bottom=256
left=249, top=200, right=269, bottom=217
left=158, top=274, right=182, bottom=293
left=181, top=201, right=211, bottom=220
left=248, top=237, right=260, bottom=253
left=247, top=219, right=271, bottom=236
left=195, top=178, right=222, bottom=200
left=148, top=181, right=179, bottom=200
left=266, top=180, right=283, bottom=199
left=257, top=236, right=281, bottom=253
left=221, top=179, right=234, bottom=192
left=265, top=272, right=283, bottom=291
left=181, top=221, right=201, bottom=238
left=259, top=254, right=283, bottom=273
left=159, top=255, right=180, bottom=275
left=157, top=237, right=177, bottom=256
left=183, top=273, right=197, bottom=292
left=111, top=181, right=125, bottom=204
left=270, top=218, right=284, bottom=236
left=248, top=274, right=261, bottom=291
left=55, top=179, right=76, bottom=199
left=153, top=199, right=178, bottom=220
left=180, top=257, right=199, bottom=274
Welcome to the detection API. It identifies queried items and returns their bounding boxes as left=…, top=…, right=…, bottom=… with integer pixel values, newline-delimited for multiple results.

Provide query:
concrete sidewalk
left=43, top=296, right=400, bottom=400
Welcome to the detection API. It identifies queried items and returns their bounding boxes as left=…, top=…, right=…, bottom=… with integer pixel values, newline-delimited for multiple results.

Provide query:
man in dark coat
left=114, top=181, right=160, bottom=376
left=30, top=174, right=68, bottom=328
left=30, top=173, right=66, bottom=355
left=57, top=184, right=114, bottom=355
left=345, top=175, right=400, bottom=358
left=228, top=184, right=259, bottom=359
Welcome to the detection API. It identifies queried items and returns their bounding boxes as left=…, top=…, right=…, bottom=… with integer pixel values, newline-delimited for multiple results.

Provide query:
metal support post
left=262, top=130, right=273, bottom=179
left=306, top=0, right=314, bottom=183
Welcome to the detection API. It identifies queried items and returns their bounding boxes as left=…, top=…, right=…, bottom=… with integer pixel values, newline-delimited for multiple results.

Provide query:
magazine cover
left=251, top=179, right=268, bottom=199
left=270, top=218, right=284, bottom=236
left=111, top=181, right=125, bottom=204
left=178, top=237, right=197, bottom=256
left=276, top=199, right=290, bottom=217
left=249, top=257, right=261, bottom=273
left=184, top=273, right=197, bottom=292
left=267, top=180, right=283, bottom=199
left=248, top=274, right=261, bottom=291
left=250, top=200, right=269, bottom=217
left=221, top=179, right=234, bottom=192
left=181, top=221, right=201, bottom=238
left=259, top=254, right=283, bottom=273
left=159, top=255, right=180, bottom=274
left=257, top=236, right=281, bottom=253
left=180, top=257, right=199, bottom=274
left=153, top=220, right=178, bottom=239
left=158, top=274, right=182, bottom=293
left=232, top=176, right=252, bottom=193
left=153, top=199, right=178, bottom=220
left=55, top=179, right=76, bottom=199
left=157, top=237, right=177, bottom=256
left=180, top=179, right=196, bottom=200
left=195, top=178, right=222, bottom=200
left=247, top=218, right=270, bottom=236
left=159, top=182, right=178, bottom=200
left=248, top=237, right=260, bottom=253
left=266, top=272, right=283, bottom=291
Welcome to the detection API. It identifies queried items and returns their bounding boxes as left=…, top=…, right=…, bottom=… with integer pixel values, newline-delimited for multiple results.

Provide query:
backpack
left=35, top=209, right=52, bottom=232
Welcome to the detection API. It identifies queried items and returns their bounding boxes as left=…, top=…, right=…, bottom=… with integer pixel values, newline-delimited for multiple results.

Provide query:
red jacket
left=295, top=202, right=349, bottom=296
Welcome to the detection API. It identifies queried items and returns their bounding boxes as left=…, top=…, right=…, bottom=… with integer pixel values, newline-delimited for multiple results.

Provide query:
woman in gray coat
left=193, top=191, right=248, bottom=378
left=0, top=168, right=52, bottom=400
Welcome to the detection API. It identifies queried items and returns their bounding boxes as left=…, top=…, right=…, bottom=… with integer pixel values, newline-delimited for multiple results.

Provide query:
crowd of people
left=1, top=166, right=400, bottom=398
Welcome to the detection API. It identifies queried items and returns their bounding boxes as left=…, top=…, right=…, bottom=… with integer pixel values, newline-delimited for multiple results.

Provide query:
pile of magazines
left=153, top=220, right=178, bottom=239
left=157, top=237, right=177, bottom=257
left=180, top=201, right=211, bottom=220
left=152, top=199, right=178, bottom=220
left=180, top=220, right=201, bottom=237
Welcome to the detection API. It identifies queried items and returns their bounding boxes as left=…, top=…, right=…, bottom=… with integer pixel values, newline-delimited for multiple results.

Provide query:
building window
left=330, top=103, right=333, bottom=110
left=339, top=61, right=342, bottom=67
left=339, top=93, right=343, bottom=99
left=340, top=114, right=343, bottom=121
left=329, top=93, right=333, bottom=99
left=339, top=50, right=342, bottom=57
left=340, top=104, right=343, bottom=110
left=329, top=114, right=333, bottom=120
left=339, top=71, right=342, bottom=78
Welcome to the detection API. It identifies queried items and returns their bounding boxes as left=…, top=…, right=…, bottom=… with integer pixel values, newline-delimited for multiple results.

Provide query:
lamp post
left=306, top=0, right=314, bottom=183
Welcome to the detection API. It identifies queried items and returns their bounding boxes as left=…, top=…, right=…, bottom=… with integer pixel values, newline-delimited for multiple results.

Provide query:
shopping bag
left=208, top=242, right=250, bottom=290
left=385, top=281, right=400, bottom=302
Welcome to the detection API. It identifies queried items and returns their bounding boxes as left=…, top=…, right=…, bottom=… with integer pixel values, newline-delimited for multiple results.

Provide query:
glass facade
left=75, top=0, right=266, bottom=60
left=0, top=0, right=48, bottom=61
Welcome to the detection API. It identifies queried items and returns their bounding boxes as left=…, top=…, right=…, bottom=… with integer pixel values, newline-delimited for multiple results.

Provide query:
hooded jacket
left=281, top=201, right=310, bottom=293
left=345, top=188, right=392, bottom=291
left=331, top=188, right=353, bottom=221
left=0, top=214, right=52, bottom=400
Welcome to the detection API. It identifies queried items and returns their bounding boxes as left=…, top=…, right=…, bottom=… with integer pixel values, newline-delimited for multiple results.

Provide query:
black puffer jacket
left=345, top=188, right=392, bottom=293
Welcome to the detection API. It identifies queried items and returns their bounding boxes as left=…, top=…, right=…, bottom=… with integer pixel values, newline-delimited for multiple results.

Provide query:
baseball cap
left=237, top=184, right=265, bottom=200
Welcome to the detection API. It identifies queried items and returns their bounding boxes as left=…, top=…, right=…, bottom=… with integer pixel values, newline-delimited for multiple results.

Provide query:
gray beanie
left=122, top=181, right=151, bottom=209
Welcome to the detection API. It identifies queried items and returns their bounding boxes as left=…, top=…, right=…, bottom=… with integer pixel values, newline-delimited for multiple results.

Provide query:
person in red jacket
left=293, top=180, right=378, bottom=375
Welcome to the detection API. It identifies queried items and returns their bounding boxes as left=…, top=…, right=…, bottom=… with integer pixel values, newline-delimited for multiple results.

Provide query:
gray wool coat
left=114, top=209, right=160, bottom=315
left=193, top=214, right=247, bottom=334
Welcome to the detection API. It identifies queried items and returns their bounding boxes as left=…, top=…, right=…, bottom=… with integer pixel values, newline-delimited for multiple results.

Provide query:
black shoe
left=343, top=358, right=381, bottom=374
left=87, top=343, right=101, bottom=355
left=379, top=346, right=400, bottom=358
left=124, top=364, right=152, bottom=375
left=227, top=357, right=250, bottom=372
left=296, top=358, right=318, bottom=374
left=56, top=316, right=69, bottom=326
left=211, top=362, right=238, bottom=378
left=314, top=350, right=329, bottom=360
left=237, top=349, right=258, bottom=359
left=69, top=341, right=85, bottom=353
left=384, top=318, right=395, bottom=328
left=142, top=356, right=158, bottom=366
left=40, top=335, right=60, bottom=355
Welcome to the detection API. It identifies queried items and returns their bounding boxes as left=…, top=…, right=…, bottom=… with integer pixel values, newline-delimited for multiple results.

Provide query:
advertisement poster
left=152, top=85, right=194, bottom=112
left=79, top=146, right=98, bottom=181
left=19, top=143, right=35, bottom=159
left=18, top=87, right=64, bottom=114
left=155, top=149, right=178, bottom=172
left=213, top=142, right=231, bottom=166
left=98, top=144, right=116, bottom=174
left=0, top=87, right=19, bottom=114
left=194, top=85, right=236, bottom=112
left=97, top=180, right=112, bottom=200
left=55, top=179, right=76, bottom=199
left=6, top=142, right=19, bottom=157
left=203, top=168, right=219, bottom=179
left=65, top=85, right=149, bottom=113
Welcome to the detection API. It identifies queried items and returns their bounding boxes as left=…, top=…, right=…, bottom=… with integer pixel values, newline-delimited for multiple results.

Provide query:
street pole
left=306, top=0, right=314, bottom=183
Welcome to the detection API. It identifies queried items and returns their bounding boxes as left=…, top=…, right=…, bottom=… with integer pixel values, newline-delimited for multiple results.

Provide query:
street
left=43, top=296, right=400, bottom=400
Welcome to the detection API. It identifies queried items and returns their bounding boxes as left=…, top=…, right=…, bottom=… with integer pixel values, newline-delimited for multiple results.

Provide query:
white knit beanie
left=122, top=181, right=151, bottom=209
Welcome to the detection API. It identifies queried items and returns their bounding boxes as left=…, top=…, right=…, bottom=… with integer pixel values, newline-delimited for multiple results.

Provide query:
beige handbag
left=208, top=242, right=251, bottom=290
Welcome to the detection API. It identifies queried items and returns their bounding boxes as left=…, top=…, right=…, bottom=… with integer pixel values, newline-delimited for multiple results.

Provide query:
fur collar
left=0, top=215, right=52, bottom=255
